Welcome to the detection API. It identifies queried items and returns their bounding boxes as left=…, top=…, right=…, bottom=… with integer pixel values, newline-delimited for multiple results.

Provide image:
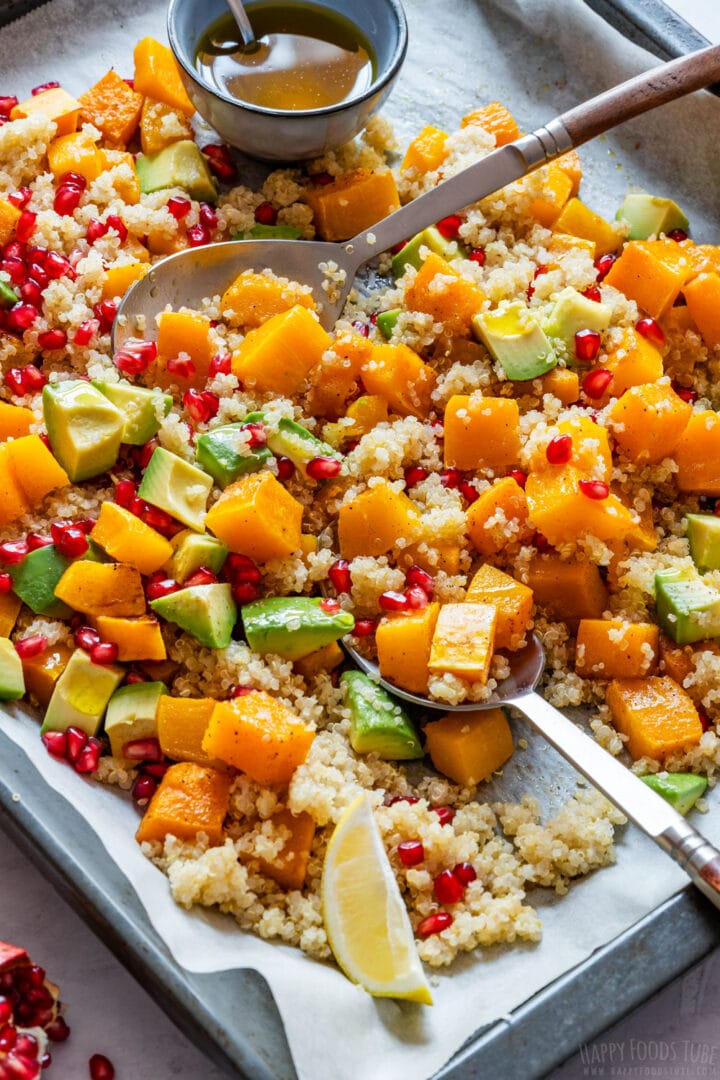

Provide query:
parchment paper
left=1, top=1, right=720, bottom=1078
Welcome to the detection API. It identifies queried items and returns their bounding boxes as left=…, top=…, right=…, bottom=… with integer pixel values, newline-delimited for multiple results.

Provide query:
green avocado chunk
left=164, top=529, right=228, bottom=582
left=340, top=670, right=423, bottom=760
left=238, top=223, right=303, bottom=240
left=0, top=638, right=24, bottom=701
left=391, top=226, right=460, bottom=278
left=41, top=647, right=124, bottom=736
left=654, top=566, right=720, bottom=644
left=0, top=281, right=18, bottom=307
left=542, top=286, right=613, bottom=359
left=615, top=192, right=689, bottom=240
left=686, top=513, right=720, bottom=573
left=641, top=772, right=707, bottom=815
left=195, top=423, right=273, bottom=487
left=138, top=447, right=213, bottom=531
left=242, top=596, right=355, bottom=661
left=150, top=582, right=236, bottom=648
left=376, top=308, right=402, bottom=340
left=92, top=380, right=172, bottom=446
left=104, top=681, right=166, bottom=760
left=244, top=412, right=341, bottom=477
left=42, top=381, right=125, bottom=482
left=135, top=140, right=217, bottom=202
left=9, top=541, right=105, bottom=619
left=472, top=301, right=557, bottom=380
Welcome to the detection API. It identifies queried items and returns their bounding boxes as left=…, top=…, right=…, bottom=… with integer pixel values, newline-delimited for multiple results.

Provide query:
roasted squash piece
left=461, top=101, right=520, bottom=146
left=90, top=502, right=173, bottom=575
left=606, top=676, right=703, bottom=761
left=604, top=239, right=692, bottom=318
left=157, top=696, right=217, bottom=765
left=252, top=808, right=316, bottom=891
left=425, top=708, right=514, bottom=786
left=305, top=168, right=400, bottom=241
left=466, top=565, right=533, bottom=650
left=674, top=411, right=720, bottom=495
left=54, top=561, right=146, bottom=617
left=202, top=691, right=315, bottom=785
left=375, top=603, right=440, bottom=695
left=133, top=37, right=195, bottom=116
left=136, top=762, right=231, bottom=845
left=466, top=476, right=530, bottom=557
left=428, top=602, right=497, bottom=682
left=206, top=471, right=304, bottom=561
left=401, top=125, right=449, bottom=174
left=444, top=395, right=521, bottom=473
left=78, top=70, right=144, bottom=147
left=338, top=483, right=421, bottom=560
left=360, top=342, right=436, bottom=419
left=403, top=253, right=486, bottom=338
left=11, top=86, right=80, bottom=136
left=607, top=382, right=692, bottom=464
left=525, top=555, right=608, bottom=622
left=575, top=619, right=659, bottom=679
left=232, top=305, right=332, bottom=397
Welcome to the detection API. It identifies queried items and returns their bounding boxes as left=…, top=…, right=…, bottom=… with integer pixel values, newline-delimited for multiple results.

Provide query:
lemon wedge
left=321, top=792, right=433, bottom=1004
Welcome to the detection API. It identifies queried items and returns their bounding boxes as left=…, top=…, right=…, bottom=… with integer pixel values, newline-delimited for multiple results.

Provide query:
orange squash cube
left=466, top=476, right=530, bottom=557
left=0, top=445, right=30, bottom=527
left=444, top=395, right=521, bottom=473
left=206, top=470, right=304, bottom=561
left=202, top=691, right=315, bottom=785
left=250, top=808, right=316, bottom=892
left=548, top=232, right=596, bottom=260
left=54, top=561, right=146, bottom=617
left=606, top=676, right=703, bottom=761
left=600, top=328, right=664, bottom=404
left=525, top=555, right=608, bottom=622
left=575, top=619, right=658, bottom=679
left=5, top=435, right=68, bottom=507
left=537, top=368, right=580, bottom=405
left=555, top=149, right=583, bottom=197
left=78, top=70, right=144, bottom=147
left=232, top=305, right=332, bottom=397
left=47, top=130, right=108, bottom=184
left=461, top=101, right=520, bottom=146
left=307, top=332, right=371, bottom=421
left=552, top=198, right=621, bottom=257
left=604, top=240, right=692, bottom=318
left=401, top=125, right=449, bottom=174
left=93, top=615, right=167, bottom=662
left=674, top=411, right=720, bottom=495
left=360, top=341, right=436, bottom=418
left=157, top=695, right=216, bottom=765
left=11, top=86, right=80, bottom=136
left=0, top=199, right=21, bottom=247
left=294, top=641, right=344, bottom=680
left=528, top=414, right=612, bottom=480
left=136, top=762, right=231, bottom=845
left=683, top=273, right=720, bottom=347
left=22, top=642, right=72, bottom=708
left=403, top=253, right=486, bottom=338
left=608, top=382, right=692, bottom=464
left=0, top=592, right=22, bottom=639
left=0, top=401, right=34, bottom=441
left=133, top=37, right=195, bottom=116
left=102, top=262, right=149, bottom=301
left=107, top=151, right=142, bottom=206
left=376, top=602, right=440, bottom=695
left=526, top=466, right=639, bottom=546
left=395, top=540, right=462, bottom=576
left=90, top=502, right=173, bottom=575
left=338, top=482, right=421, bottom=560
left=139, top=97, right=193, bottom=155
left=466, top=565, right=533, bottom=650
left=155, top=310, right=215, bottom=386
left=305, top=168, right=400, bottom=242
left=428, top=602, right=497, bottom=682
left=221, top=270, right=315, bottom=328
left=529, top=163, right=573, bottom=228
left=424, top=708, right=514, bottom=786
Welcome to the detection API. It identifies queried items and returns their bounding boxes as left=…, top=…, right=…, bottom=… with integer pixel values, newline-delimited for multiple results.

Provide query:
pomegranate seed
left=41, top=729, right=68, bottom=760
left=594, top=253, right=616, bottom=281
left=19, top=280, right=41, bottom=307
left=433, top=868, right=465, bottom=904
left=582, top=368, right=613, bottom=399
left=44, top=250, right=73, bottom=281
left=254, top=201, right=278, bottom=226
left=319, top=597, right=341, bottom=614
left=468, top=246, right=486, bottom=266
left=65, top=726, right=88, bottom=762
left=209, top=351, right=231, bottom=376
left=37, top=328, right=67, bottom=350
left=85, top=218, right=107, bottom=243
left=405, top=566, right=434, bottom=596
left=41, top=1052, right=53, bottom=1069
left=2, top=255, right=26, bottom=284
left=230, top=685, right=254, bottom=698
left=439, top=467, right=462, bottom=489
left=142, top=761, right=169, bottom=778
left=582, top=285, right=602, bottom=302
left=436, top=213, right=462, bottom=239
left=397, top=840, right=425, bottom=867
left=698, top=704, right=712, bottom=732
left=453, top=861, right=477, bottom=885
left=74, top=736, right=102, bottom=773
left=166, top=196, right=191, bottom=220
left=503, top=469, right=526, bottom=490
left=138, top=437, right=159, bottom=470
left=668, top=228, right=688, bottom=242
left=90, top=641, right=119, bottom=665
left=534, top=532, right=551, bottom=552
left=25, top=531, right=51, bottom=551
left=123, top=737, right=163, bottom=762
left=328, top=559, right=352, bottom=594
left=574, top=328, right=602, bottom=362
left=0, top=1024, right=17, bottom=1051
left=89, top=1053, right=115, bottom=1080
left=199, top=203, right=218, bottom=231
left=379, top=590, right=408, bottom=612
left=141, top=504, right=175, bottom=534
left=32, top=81, right=60, bottom=95
left=166, top=355, right=196, bottom=379
left=22, top=365, right=46, bottom=393
left=351, top=319, right=370, bottom=337
left=636, top=316, right=666, bottom=349
left=14, top=634, right=46, bottom=659
left=674, top=384, right=697, bottom=404
left=0, top=95, right=18, bottom=117
left=313, top=171, right=334, bottom=185
left=0, top=572, right=11, bottom=594
left=416, top=911, right=453, bottom=937
left=93, top=299, right=117, bottom=333
left=53, top=183, right=83, bottom=216
left=187, top=223, right=209, bottom=247
left=131, top=496, right=151, bottom=519
left=124, top=671, right=148, bottom=685
left=114, top=478, right=137, bottom=507
left=242, top=421, right=266, bottom=448
left=146, top=578, right=180, bottom=601
left=15, top=210, right=36, bottom=243
left=0, top=997, right=11, bottom=1025
left=184, top=388, right=218, bottom=423
left=3, top=239, right=26, bottom=259
left=275, top=456, right=295, bottom=481
left=183, top=566, right=218, bottom=587
left=431, top=805, right=455, bottom=826
left=527, top=264, right=549, bottom=300
left=306, top=456, right=341, bottom=480
left=405, top=584, right=429, bottom=609
left=74, top=626, right=101, bottom=651
left=73, top=319, right=99, bottom=345
left=404, top=465, right=428, bottom=488
left=226, top=553, right=257, bottom=575
left=207, top=156, right=237, bottom=181
left=232, top=581, right=260, bottom=604
left=546, top=433, right=573, bottom=465
left=459, top=479, right=479, bottom=503
left=113, top=337, right=157, bottom=376
left=7, top=188, right=30, bottom=211
left=352, top=618, right=376, bottom=637
left=0, top=539, right=28, bottom=563
left=46, top=1017, right=70, bottom=1042
left=6, top=302, right=39, bottom=332
left=132, top=774, right=157, bottom=806
left=27, top=964, right=46, bottom=987
left=579, top=479, right=609, bottom=500
left=105, top=214, right=127, bottom=242
left=51, top=523, right=88, bottom=558
left=226, top=554, right=262, bottom=584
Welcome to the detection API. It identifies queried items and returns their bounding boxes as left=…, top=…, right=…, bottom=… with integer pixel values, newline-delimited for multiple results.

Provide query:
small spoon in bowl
left=345, top=632, right=720, bottom=912
left=226, top=0, right=258, bottom=51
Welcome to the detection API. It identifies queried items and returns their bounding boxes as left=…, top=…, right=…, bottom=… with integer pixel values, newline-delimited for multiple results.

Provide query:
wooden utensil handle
left=560, top=43, right=720, bottom=147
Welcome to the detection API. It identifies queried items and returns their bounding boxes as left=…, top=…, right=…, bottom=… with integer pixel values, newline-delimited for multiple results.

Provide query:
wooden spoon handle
left=559, top=43, right=720, bottom=147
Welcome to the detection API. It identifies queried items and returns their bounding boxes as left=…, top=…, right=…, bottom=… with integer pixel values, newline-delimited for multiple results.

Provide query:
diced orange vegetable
left=136, top=762, right=231, bottom=845
left=323, top=395, right=389, bottom=447
left=0, top=199, right=21, bottom=247
left=466, top=565, right=533, bottom=650
left=294, top=641, right=344, bottom=680
left=154, top=310, right=215, bottom=386
left=338, top=482, right=421, bottom=560
left=0, top=401, right=34, bottom=440
left=11, top=86, right=80, bottom=136
left=552, top=198, right=621, bottom=257
left=528, top=414, right=612, bottom=480
left=428, top=602, right=497, bottom=682
left=299, top=534, right=317, bottom=555
left=683, top=273, right=720, bottom=347
left=360, top=341, right=436, bottom=419
left=674, top=411, right=720, bottom=495
left=662, top=304, right=697, bottom=338
left=47, top=130, right=107, bottom=184
left=78, top=70, right=144, bottom=147
left=395, top=541, right=462, bottom=576
left=466, top=476, right=530, bottom=557
left=424, top=708, right=514, bottom=786
left=548, top=232, right=596, bottom=259
left=556, top=149, right=583, bottom=197
left=525, top=555, right=608, bottom=622
left=608, top=382, right=692, bottom=464
left=202, top=691, right=315, bottom=785
left=0, top=445, right=29, bottom=527
left=684, top=242, right=720, bottom=280
left=403, top=253, right=486, bottom=338
left=206, top=470, right=304, bottom=561
left=444, top=395, right=521, bottom=473
left=253, top=808, right=317, bottom=891
left=157, top=695, right=217, bottom=765
left=54, top=561, right=146, bottom=617
left=526, top=466, right=639, bottom=546
left=106, top=151, right=142, bottom=206
left=93, top=615, right=167, bottom=662
left=529, top=163, right=573, bottom=228
left=232, top=305, right=331, bottom=397
left=461, top=102, right=520, bottom=146
left=133, top=37, right=195, bottom=116
left=376, top=602, right=440, bottom=695
left=307, top=332, right=371, bottom=421
left=658, top=635, right=720, bottom=686
left=0, top=592, right=22, bottom=638
left=305, top=168, right=400, bottom=242
left=5, top=435, right=68, bottom=507
left=599, top=327, right=665, bottom=404
left=606, top=676, right=703, bottom=761
left=575, top=619, right=658, bottom=679
left=221, top=270, right=315, bottom=328
left=22, top=642, right=72, bottom=709
left=102, top=262, right=149, bottom=301
left=90, top=502, right=173, bottom=575
left=400, top=125, right=449, bottom=174
left=139, top=97, right=193, bottom=155
left=604, top=239, right=692, bottom=319
left=537, top=367, right=580, bottom=406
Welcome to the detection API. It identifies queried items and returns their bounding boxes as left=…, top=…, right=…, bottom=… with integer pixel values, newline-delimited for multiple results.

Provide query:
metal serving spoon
left=226, top=0, right=257, bottom=51
left=347, top=633, right=720, bottom=912
left=114, top=42, right=720, bottom=343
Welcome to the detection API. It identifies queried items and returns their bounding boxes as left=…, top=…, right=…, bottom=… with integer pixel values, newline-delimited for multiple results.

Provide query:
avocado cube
left=244, top=412, right=342, bottom=478
left=135, top=140, right=217, bottom=202
left=138, top=447, right=213, bottom=532
left=150, top=582, right=236, bottom=649
left=654, top=566, right=720, bottom=644
left=42, top=381, right=125, bottom=482
left=391, top=226, right=460, bottom=278
left=92, top=380, right=172, bottom=446
left=472, top=301, right=557, bottom=380
left=542, top=287, right=612, bottom=358
left=164, top=530, right=228, bottom=582
left=243, top=223, right=303, bottom=240
left=0, top=280, right=18, bottom=307
left=104, top=680, right=166, bottom=760
left=686, top=513, right=720, bottom=572
left=340, top=670, right=423, bottom=760
left=641, top=772, right=707, bottom=815
left=0, top=638, right=24, bottom=701
left=195, top=424, right=273, bottom=488
left=376, top=308, right=402, bottom=340
left=41, top=647, right=124, bottom=736
left=241, top=596, right=355, bottom=661
left=616, top=193, right=689, bottom=241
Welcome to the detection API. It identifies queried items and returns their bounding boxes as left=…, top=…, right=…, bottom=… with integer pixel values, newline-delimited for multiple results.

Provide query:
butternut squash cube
left=136, top=762, right=231, bottom=845
left=133, top=37, right=195, bottom=116
left=93, top=615, right=167, bottom=662
left=360, top=342, right=436, bottom=418
left=529, top=163, right=573, bottom=228
left=157, top=695, right=216, bottom=765
left=307, top=331, right=371, bottom=421
left=0, top=592, right=22, bottom=638
left=0, top=199, right=21, bottom=247
left=22, top=642, right=72, bottom=709
left=0, top=445, right=30, bottom=527
left=552, top=198, right=621, bottom=257
left=338, top=482, right=421, bottom=560
left=575, top=619, right=658, bottom=679
left=395, top=540, right=461, bottom=576
left=253, top=808, right=316, bottom=891
left=604, top=239, right=692, bottom=318
left=5, top=435, right=68, bottom=508
left=683, top=273, right=720, bottom=347
left=202, top=691, right=315, bottom=785
left=221, top=270, right=315, bottom=328
left=600, top=327, right=664, bottom=404
left=107, top=151, right=142, bottom=206
left=537, top=367, right=580, bottom=406
left=206, top=470, right=304, bottom=561
left=466, top=565, right=533, bottom=650
left=658, top=635, right=720, bottom=686
left=0, top=401, right=34, bottom=440
left=155, top=310, right=215, bottom=386
left=305, top=168, right=400, bottom=242
left=401, top=125, right=449, bottom=174
left=606, top=676, right=703, bottom=761
left=294, top=641, right=344, bottom=680
left=54, top=561, right=146, bottom=617
left=376, top=602, right=440, bottom=695
left=424, top=707, right=514, bottom=786
left=403, top=253, right=486, bottom=338
left=444, top=394, right=521, bottom=473
left=525, top=466, right=639, bottom=546
left=428, top=602, right=497, bottom=682
left=608, top=382, right=692, bottom=464
left=78, top=70, right=144, bottom=148
left=102, top=262, right=149, bottom=301
left=528, top=414, right=612, bottom=480
left=548, top=232, right=596, bottom=260
left=461, top=102, right=520, bottom=146
left=232, top=305, right=331, bottom=397
left=556, top=149, right=583, bottom=197
left=139, top=98, right=193, bottom=155
left=466, top=476, right=530, bottom=557
left=526, top=555, right=608, bottom=622
left=11, top=86, right=80, bottom=136
left=47, top=130, right=107, bottom=183
left=90, top=501, right=173, bottom=575
left=674, top=411, right=720, bottom=495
